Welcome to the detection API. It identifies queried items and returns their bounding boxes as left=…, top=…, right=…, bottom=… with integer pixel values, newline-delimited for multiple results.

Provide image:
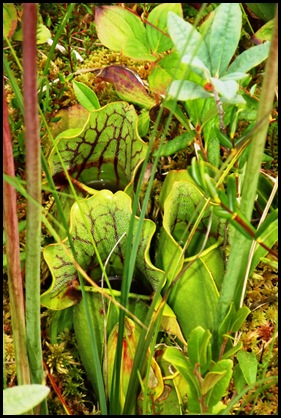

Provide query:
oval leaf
left=36, top=23, right=52, bottom=44
left=167, top=12, right=210, bottom=67
left=3, top=385, right=50, bottom=415
left=95, top=5, right=155, bottom=61
left=73, top=80, right=100, bottom=111
left=146, top=3, right=182, bottom=53
left=208, top=3, right=242, bottom=76
left=237, top=351, right=258, bottom=386
left=227, top=42, right=270, bottom=75
left=188, top=327, right=212, bottom=372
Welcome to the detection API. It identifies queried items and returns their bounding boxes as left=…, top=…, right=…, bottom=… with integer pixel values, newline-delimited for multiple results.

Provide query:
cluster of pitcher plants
left=4, top=3, right=278, bottom=414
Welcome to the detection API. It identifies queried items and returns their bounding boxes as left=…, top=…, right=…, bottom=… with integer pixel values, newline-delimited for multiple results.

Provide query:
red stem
left=3, top=83, right=30, bottom=385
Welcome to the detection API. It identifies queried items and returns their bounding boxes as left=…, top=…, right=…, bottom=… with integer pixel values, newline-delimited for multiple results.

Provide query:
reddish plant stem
left=3, top=84, right=30, bottom=386
left=22, top=3, right=45, bottom=391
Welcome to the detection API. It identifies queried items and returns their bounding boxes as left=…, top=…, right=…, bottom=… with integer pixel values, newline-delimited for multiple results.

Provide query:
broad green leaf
left=48, top=101, right=148, bottom=238
left=227, top=42, right=270, bottom=75
left=208, top=3, right=242, bottom=76
left=73, top=80, right=100, bottom=111
left=121, top=37, right=157, bottom=61
left=210, top=77, right=239, bottom=101
left=167, top=12, right=211, bottom=67
left=148, top=64, right=172, bottom=96
left=220, top=94, right=246, bottom=105
left=156, top=172, right=224, bottom=339
left=95, top=5, right=155, bottom=61
left=3, top=3, right=17, bottom=39
left=41, top=190, right=164, bottom=309
left=159, top=169, right=195, bottom=209
left=156, top=172, right=226, bottom=339
left=156, top=348, right=189, bottom=409
left=146, top=3, right=182, bottom=53
left=49, top=102, right=148, bottom=193
left=168, top=80, right=213, bottom=100
left=96, top=65, right=155, bottom=108
left=54, top=126, right=87, bottom=141
left=3, top=385, right=50, bottom=415
left=203, top=359, right=233, bottom=408
left=237, top=351, right=258, bottom=386
left=95, top=5, right=143, bottom=49
left=188, top=327, right=212, bottom=373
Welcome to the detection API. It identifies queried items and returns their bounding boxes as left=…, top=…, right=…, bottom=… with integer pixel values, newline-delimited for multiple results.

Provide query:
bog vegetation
left=3, top=3, right=278, bottom=415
